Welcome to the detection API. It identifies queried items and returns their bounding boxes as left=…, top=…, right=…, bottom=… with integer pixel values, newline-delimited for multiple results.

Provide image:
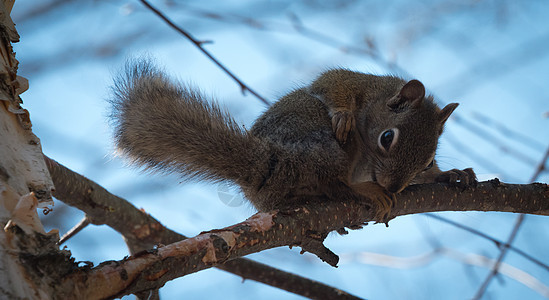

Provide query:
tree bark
left=0, top=1, right=58, bottom=298
left=52, top=179, right=548, bottom=298
left=45, top=156, right=363, bottom=300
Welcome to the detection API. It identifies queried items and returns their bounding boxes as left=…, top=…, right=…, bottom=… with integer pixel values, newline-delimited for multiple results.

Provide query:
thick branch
left=44, top=156, right=362, bottom=300
left=54, top=179, right=548, bottom=298
left=392, top=179, right=549, bottom=217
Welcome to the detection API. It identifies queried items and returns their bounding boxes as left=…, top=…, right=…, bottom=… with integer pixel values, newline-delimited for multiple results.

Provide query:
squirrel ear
left=387, top=79, right=425, bottom=109
left=400, top=80, right=425, bottom=107
left=439, top=103, right=459, bottom=125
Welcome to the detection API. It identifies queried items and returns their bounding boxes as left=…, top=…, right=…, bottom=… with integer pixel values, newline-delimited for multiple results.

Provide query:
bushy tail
left=109, top=60, right=270, bottom=188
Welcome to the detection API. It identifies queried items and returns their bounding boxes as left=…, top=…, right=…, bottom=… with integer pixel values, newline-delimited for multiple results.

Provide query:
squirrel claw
left=331, top=110, right=355, bottom=144
left=435, top=168, right=477, bottom=187
left=373, top=191, right=396, bottom=225
left=351, top=182, right=396, bottom=225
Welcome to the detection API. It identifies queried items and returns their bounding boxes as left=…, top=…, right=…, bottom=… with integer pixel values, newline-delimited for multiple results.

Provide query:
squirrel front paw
left=351, top=181, right=396, bottom=225
left=331, top=110, right=355, bottom=144
left=435, top=168, right=477, bottom=187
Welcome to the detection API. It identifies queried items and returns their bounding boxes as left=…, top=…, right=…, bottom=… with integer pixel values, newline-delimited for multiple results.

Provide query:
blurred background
left=11, top=0, right=549, bottom=299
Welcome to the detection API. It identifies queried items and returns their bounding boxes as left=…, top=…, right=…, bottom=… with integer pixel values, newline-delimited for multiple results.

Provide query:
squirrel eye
left=425, top=160, right=434, bottom=171
left=378, top=128, right=399, bottom=152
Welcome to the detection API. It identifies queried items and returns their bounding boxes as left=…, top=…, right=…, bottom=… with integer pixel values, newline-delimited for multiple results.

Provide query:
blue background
left=11, top=1, right=549, bottom=299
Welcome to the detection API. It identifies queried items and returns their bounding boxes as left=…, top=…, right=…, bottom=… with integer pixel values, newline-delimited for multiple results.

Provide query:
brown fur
left=309, top=69, right=473, bottom=193
left=110, top=61, right=475, bottom=214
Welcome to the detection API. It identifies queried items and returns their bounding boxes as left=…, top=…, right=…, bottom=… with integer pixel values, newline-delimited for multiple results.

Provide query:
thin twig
left=59, top=216, right=91, bottom=245
left=472, top=144, right=549, bottom=299
left=530, top=147, right=549, bottom=183
left=472, top=214, right=525, bottom=300
left=424, top=213, right=548, bottom=272
left=443, top=130, right=518, bottom=182
left=440, top=30, right=549, bottom=97
left=452, top=114, right=538, bottom=167
left=348, top=247, right=549, bottom=298
left=443, top=247, right=549, bottom=298
left=138, top=0, right=270, bottom=106
left=470, top=111, right=546, bottom=152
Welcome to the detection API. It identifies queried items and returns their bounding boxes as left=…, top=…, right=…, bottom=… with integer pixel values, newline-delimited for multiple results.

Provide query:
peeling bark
left=0, top=1, right=57, bottom=298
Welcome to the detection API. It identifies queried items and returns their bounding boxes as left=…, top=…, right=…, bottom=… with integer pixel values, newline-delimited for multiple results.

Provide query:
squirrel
left=308, top=69, right=476, bottom=192
left=109, top=60, right=476, bottom=223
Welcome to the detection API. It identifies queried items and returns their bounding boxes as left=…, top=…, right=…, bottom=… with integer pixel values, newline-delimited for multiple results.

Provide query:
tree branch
left=58, top=216, right=90, bottom=245
left=472, top=214, right=524, bottom=300
left=424, top=213, right=549, bottom=271
left=392, top=179, right=548, bottom=217
left=44, top=155, right=362, bottom=300
left=51, top=177, right=548, bottom=298
left=472, top=145, right=549, bottom=299
left=138, top=0, right=271, bottom=106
